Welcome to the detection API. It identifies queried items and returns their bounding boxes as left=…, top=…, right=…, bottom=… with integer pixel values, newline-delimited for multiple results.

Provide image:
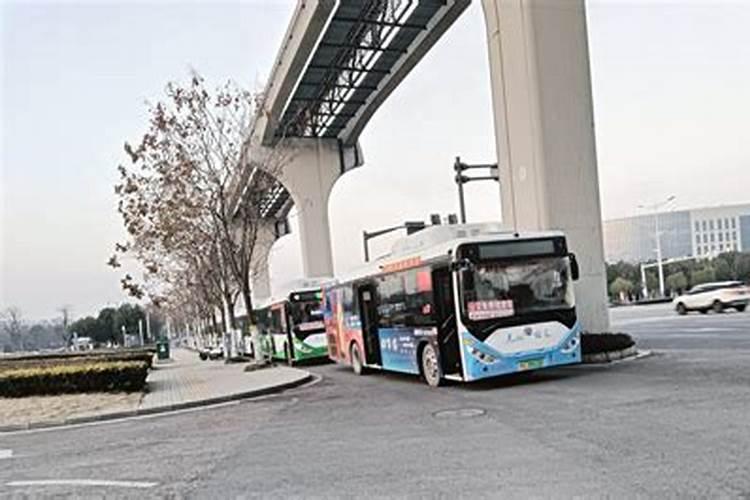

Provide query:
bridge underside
left=278, top=0, right=466, bottom=142
left=244, top=0, right=471, bottom=260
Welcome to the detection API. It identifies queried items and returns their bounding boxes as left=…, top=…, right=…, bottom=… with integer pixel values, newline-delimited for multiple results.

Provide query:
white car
left=673, top=281, right=750, bottom=315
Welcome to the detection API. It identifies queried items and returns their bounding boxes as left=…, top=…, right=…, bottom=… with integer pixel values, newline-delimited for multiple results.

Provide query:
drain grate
left=433, top=408, right=486, bottom=419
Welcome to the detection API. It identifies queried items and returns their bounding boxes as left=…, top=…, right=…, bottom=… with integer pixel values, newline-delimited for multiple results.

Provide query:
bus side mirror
left=569, top=253, right=580, bottom=281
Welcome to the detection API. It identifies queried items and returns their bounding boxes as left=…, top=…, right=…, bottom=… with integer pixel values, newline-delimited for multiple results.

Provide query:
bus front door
left=433, top=266, right=462, bottom=376
left=357, top=284, right=382, bottom=366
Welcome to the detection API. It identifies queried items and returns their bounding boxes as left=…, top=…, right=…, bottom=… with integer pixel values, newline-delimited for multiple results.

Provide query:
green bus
left=255, top=278, right=333, bottom=364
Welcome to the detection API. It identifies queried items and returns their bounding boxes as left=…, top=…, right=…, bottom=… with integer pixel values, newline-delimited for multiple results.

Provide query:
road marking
left=6, top=479, right=157, bottom=488
left=0, top=449, right=12, bottom=459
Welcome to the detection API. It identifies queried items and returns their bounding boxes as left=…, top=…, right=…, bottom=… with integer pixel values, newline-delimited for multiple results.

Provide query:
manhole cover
left=433, top=408, right=486, bottom=419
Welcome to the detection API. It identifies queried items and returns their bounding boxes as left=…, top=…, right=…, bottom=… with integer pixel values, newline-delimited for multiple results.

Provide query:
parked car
left=673, top=281, right=750, bottom=315
left=208, top=345, right=225, bottom=360
left=198, top=348, right=209, bottom=361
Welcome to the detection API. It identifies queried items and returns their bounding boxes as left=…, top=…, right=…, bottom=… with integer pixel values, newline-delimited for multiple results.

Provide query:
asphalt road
left=1, top=304, right=749, bottom=498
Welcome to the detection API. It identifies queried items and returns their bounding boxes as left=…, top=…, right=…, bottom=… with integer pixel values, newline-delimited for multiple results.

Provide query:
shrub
left=0, top=349, right=154, bottom=372
left=0, top=360, right=149, bottom=397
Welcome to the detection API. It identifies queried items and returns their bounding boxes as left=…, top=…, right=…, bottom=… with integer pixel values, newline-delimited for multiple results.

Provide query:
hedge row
left=0, top=347, right=156, bottom=363
left=0, top=350, right=154, bottom=373
left=0, top=360, right=149, bottom=398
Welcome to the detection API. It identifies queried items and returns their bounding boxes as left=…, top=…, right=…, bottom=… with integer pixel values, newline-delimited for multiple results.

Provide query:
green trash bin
left=156, top=338, right=170, bottom=360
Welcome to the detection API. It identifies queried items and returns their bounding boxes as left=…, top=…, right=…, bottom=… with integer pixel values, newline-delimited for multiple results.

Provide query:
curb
left=0, top=371, right=314, bottom=434
left=583, top=346, right=651, bottom=364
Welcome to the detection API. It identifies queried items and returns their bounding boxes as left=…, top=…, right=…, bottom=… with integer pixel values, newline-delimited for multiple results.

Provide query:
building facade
left=603, top=203, right=750, bottom=263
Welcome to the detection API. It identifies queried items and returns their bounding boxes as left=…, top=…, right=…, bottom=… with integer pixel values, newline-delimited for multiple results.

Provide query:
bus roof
left=335, top=223, right=565, bottom=285
left=256, top=276, right=335, bottom=310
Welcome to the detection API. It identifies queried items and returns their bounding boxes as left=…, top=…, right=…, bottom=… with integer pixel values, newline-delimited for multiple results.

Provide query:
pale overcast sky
left=2, top=1, right=749, bottom=320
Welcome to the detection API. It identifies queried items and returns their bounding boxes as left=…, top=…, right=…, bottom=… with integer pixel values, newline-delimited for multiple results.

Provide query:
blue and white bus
left=324, top=223, right=582, bottom=386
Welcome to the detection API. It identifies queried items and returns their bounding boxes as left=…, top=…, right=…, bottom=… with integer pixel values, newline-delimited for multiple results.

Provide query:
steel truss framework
left=278, top=0, right=446, bottom=140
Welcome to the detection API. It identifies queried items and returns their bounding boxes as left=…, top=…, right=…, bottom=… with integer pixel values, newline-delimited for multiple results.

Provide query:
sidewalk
left=0, top=348, right=312, bottom=431
left=140, top=348, right=310, bottom=411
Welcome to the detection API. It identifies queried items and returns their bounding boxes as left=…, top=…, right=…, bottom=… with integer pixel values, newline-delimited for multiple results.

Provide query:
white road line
left=0, top=449, right=13, bottom=459
left=6, top=479, right=157, bottom=488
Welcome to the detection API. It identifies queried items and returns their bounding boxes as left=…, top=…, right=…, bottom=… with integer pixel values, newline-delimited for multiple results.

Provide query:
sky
left=2, top=0, right=750, bottom=320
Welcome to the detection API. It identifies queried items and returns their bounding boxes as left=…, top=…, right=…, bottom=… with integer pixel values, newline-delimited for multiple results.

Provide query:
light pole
left=454, top=156, right=500, bottom=223
left=638, top=195, right=676, bottom=298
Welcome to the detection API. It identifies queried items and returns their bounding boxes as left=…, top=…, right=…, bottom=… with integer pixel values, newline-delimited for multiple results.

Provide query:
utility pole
left=146, top=310, right=151, bottom=343
left=638, top=195, right=676, bottom=298
left=453, top=156, right=500, bottom=223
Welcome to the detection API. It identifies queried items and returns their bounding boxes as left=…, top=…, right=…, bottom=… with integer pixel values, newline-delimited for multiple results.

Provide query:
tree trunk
left=210, top=312, right=219, bottom=336
left=225, top=293, right=237, bottom=329
left=218, top=306, right=227, bottom=335
left=241, top=280, right=254, bottom=326
left=240, top=278, right=263, bottom=362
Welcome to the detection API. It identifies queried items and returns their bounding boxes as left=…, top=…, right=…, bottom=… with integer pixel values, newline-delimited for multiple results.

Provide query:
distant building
left=603, top=203, right=750, bottom=263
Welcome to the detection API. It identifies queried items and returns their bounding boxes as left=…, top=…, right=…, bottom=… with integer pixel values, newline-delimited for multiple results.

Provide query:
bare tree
left=1, top=307, right=24, bottom=352
left=112, top=73, right=284, bottom=353
left=58, top=304, right=73, bottom=347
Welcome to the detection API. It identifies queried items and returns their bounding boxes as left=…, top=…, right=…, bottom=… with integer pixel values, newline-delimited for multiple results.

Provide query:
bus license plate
left=518, top=358, right=544, bottom=371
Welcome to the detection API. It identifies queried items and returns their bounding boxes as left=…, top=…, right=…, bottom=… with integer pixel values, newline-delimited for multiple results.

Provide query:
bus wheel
left=420, top=344, right=442, bottom=387
left=350, top=343, right=365, bottom=375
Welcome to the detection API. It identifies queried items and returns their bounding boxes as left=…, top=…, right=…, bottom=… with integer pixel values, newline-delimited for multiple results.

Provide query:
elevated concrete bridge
left=239, top=0, right=610, bottom=332
left=238, top=0, right=470, bottom=300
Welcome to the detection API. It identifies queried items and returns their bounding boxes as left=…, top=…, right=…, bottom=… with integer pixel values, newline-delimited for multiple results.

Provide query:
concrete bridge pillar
left=250, top=221, right=278, bottom=304
left=482, top=0, right=610, bottom=332
left=273, top=138, right=357, bottom=279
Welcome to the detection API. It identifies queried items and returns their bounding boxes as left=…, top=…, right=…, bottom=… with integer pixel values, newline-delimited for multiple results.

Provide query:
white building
left=604, top=203, right=750, bottom=263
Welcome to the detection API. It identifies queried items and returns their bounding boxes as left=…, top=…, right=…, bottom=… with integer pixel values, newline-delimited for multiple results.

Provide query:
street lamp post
left=638, top=195, right=676, bottom=298
left=453, top=156, right=500, bottom=223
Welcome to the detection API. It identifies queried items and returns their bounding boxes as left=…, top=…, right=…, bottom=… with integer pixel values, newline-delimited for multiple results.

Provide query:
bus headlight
left=296, top=343, right=311, bottom=354
left=561, top=333, right=580, bottom=354
left=469, top=347, right=496, bottom=364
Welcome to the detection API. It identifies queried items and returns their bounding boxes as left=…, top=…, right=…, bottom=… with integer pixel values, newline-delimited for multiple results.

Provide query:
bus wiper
left=479, top=320, right=505, bottom=336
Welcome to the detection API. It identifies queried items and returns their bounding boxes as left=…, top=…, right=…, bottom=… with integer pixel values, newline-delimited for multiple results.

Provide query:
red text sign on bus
left=467, top=300, right=514, bottom=321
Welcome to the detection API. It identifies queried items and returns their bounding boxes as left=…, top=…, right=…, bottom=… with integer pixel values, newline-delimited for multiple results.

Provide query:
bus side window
left=342, top=286, right=353, bottom=315
left=270, top=307, right=284, bottom=333
left=404, top=268, right=435, bottom=327
left=378, top=273, right=406, bottom=328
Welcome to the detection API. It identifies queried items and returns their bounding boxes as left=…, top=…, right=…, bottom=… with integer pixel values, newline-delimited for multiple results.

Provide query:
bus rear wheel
left=420, top=344, right=442, bottom=387
left=350, top=343, right=365, bottom=375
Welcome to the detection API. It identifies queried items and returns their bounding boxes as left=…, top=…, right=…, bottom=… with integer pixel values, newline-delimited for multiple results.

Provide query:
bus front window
left=460, top=257, right=574, bottom=321
left=289, top=301, right=325, bottom=337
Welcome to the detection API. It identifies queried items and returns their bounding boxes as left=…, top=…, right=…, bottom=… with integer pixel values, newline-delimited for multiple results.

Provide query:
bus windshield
left=289, top=300, right=325, bottom=336
left=460, top=256, right=574, bottom=321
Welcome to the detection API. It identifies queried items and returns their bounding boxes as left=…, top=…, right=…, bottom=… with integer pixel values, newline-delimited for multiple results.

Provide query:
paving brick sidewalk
left=141, top=348, right=309, bottom=410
